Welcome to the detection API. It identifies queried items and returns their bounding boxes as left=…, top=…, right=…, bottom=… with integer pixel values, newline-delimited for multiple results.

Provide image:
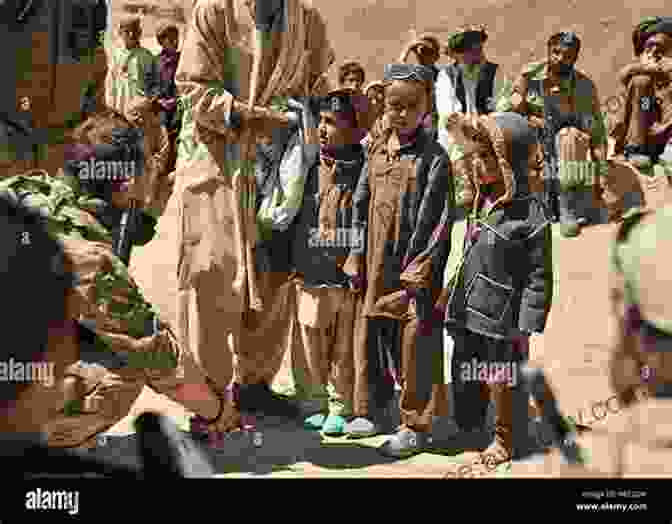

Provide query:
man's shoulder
left=192, top=0, right=229, bottom=18
left=574, top=68, right=598, bottom=86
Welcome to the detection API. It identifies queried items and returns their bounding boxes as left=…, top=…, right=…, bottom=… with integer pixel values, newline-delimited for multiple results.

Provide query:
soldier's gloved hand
left=129, top=329, right=173, bottom=355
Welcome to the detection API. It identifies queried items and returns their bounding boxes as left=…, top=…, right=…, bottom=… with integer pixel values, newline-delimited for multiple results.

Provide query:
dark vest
left=446, top=62, right=498, bottom=115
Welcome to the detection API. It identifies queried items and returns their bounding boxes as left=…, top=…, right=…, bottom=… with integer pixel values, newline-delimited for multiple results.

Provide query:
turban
left=632, top=17, right=672, bottom=55
left=548, top=31, right=581, bottom=51
left=445, top=24, right=488, bottom=52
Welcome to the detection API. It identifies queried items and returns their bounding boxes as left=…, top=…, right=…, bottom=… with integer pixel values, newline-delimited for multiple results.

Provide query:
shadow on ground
left=91, top=413, right=560, bottom=477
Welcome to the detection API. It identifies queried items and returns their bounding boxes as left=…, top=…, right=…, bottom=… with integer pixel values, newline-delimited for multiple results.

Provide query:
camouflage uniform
left=515, top=206, right=672, bottom=477
left=0, top=173, right=229, bottom=448
left=604, top=206, right=672, bottom=475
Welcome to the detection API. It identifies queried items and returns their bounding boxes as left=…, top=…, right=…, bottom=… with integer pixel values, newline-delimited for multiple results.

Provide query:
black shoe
left=236, top=383, right=300, bottom=419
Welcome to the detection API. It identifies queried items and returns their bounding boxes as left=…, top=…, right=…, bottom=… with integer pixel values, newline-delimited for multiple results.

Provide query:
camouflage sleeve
left=608, top=209, right=651, bottom=406
left=61, top=235, right=162, bottom=353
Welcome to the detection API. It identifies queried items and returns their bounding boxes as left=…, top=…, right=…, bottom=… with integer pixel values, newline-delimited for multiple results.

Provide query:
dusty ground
left=97, top=1, right=672, bottom=477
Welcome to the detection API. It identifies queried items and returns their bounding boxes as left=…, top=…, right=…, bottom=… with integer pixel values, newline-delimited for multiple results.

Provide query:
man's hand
left=527, top=115, right=545, bottom=129
left=232, top=101, right=292, bottom=138
left=129, top=330, right=173, bottom=354
left=400, top=38, right=433, bottom=62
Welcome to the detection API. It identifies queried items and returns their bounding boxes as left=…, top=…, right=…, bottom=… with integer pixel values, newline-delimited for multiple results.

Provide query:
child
left=338, top=60, right=366, bottom=92
left=147, top=22, right=181, bottom=174
left=124, top=96, right=175, bottom=220
left=289, top=89, right=367, bottom=435
left=104, top=16, right=156, bottom=116
left=360, top=80, right=386, bottom=148
left=441, top=112, right=554, bottom=473
left=343, top=63, right=454, bottom=451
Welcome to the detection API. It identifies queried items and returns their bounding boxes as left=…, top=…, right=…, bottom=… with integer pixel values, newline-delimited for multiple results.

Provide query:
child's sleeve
left=349, top=157, right=370, bottom=257
left=519, top=223, right=554, bottom=334
left=400, top=151, right=454, bottom=290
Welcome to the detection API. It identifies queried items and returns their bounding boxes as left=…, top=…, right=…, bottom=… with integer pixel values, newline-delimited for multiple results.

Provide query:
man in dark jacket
left=440, top=111, right=554, bottom=473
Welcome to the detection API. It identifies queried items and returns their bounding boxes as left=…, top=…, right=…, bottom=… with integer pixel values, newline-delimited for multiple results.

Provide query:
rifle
left=520, top=364, right=587, bottom=466
left=114, top=199, right=139, bottom=266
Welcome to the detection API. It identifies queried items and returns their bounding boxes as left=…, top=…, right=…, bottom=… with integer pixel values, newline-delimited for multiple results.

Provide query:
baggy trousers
left=290, top=284, right=356, bottom=415
left=355, top=314, right=448, bottom=433
left=451, top=329, right=529, bottom=452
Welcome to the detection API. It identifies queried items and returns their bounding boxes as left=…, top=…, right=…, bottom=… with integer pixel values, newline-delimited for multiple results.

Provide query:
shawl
left=317, top=146, right=362, bottom=242
left=174, top=0, right=334, bottom=312
left=158, top=48, right=180, bottom=84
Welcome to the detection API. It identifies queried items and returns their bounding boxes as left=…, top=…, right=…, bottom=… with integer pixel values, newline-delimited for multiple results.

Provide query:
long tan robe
left=173, top=0, right=334, bottom=390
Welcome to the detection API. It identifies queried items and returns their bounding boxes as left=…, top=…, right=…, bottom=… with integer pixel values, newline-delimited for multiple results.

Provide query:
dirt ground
left=100, top=1, right=672, bottom=477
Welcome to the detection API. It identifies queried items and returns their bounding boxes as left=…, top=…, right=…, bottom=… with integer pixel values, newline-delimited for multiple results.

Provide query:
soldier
left=499, top=31, right=608, bottom=238
left=0, top=193, right=79, bottom=445
left=514, top=206, right=672, bottom=477
left=1, top=0, right=108, bottom=178
left=0, top=110, right=238, bottom=450
left=607, top=205, right=672, bottom=475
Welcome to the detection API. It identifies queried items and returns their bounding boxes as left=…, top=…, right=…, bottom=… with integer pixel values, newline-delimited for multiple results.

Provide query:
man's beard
left=553, top=62, right=575, bottom=77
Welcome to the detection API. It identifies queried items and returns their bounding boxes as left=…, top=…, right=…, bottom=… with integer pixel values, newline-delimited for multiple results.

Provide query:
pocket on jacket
left=465, top=273, right=513, bottom=323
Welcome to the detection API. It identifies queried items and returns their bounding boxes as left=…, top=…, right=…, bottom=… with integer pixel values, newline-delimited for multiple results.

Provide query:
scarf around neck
left=317, top=144, right=363, bottom=241
left=159, top=48, right=180, bottom=83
